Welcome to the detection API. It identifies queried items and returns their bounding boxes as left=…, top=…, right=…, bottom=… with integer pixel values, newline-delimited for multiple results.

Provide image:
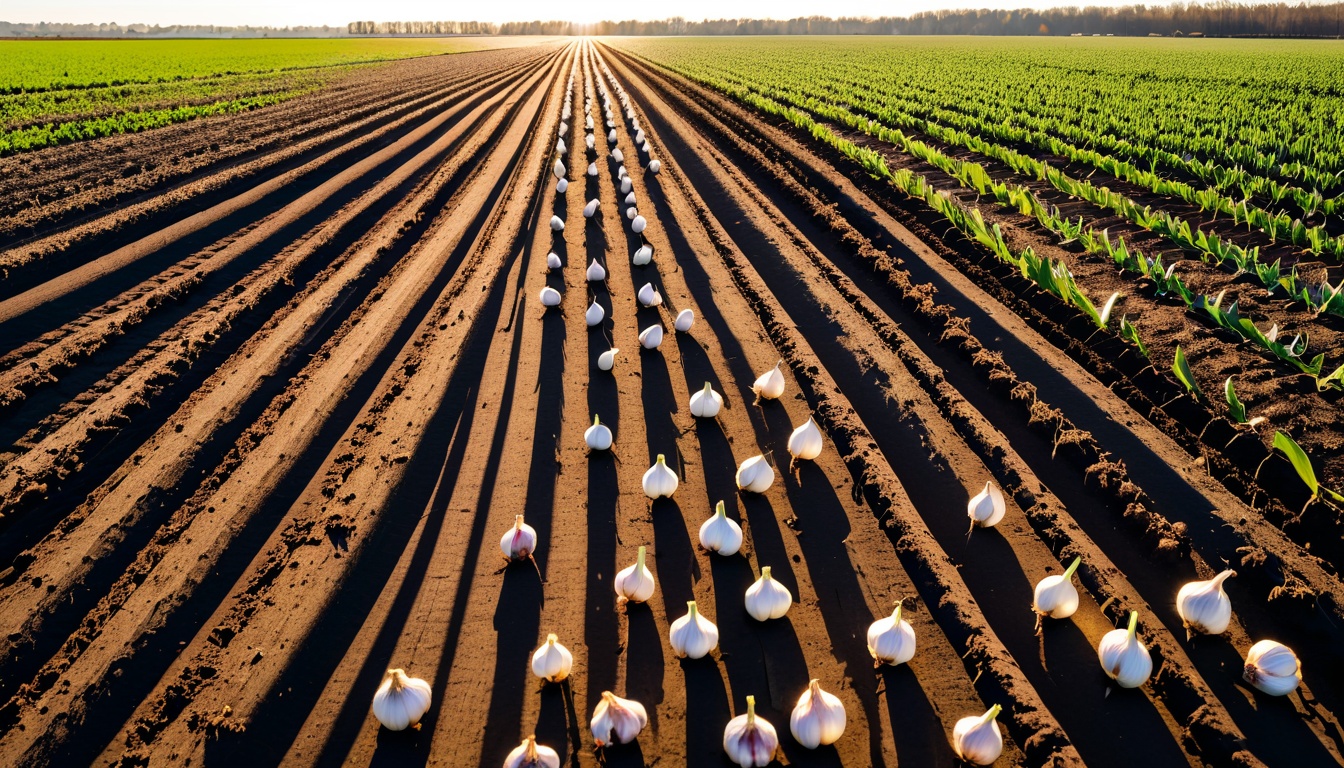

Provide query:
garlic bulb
left=618, top=165, right=628, bottom=179
left=539, top=286, right=561, bottom=308
left=632, top=215, right=647, bottom=234
left=952, top=705, right=1003, bottom=766
left=787, top=417, right=824, bottom=463
left=867, top=603, right=916, bottom=666
left=751, top=361, right=786, bottom=401
left=625, top=207, right=638, bottom=221
left=620, top=177, right=632, bottom=194
left=635, top=129, right=646, bottom=144
left=500, top=514, right=537, bottom=560
left=591, top=691, right=648, bottom=747
left=642, top=454, right=678, bottom=499
left=649, top=159, right=662, bottom=174
left=504, top=736, right=560, bottom=768
left=690, top=382, right=723, bottom=418
left=699, top=501, right=743, bottom=556
left=1098, top=611, right=1153, bottom=688
left=585, top=300, right=605, bottom=327
left=556, top=138, right=566, bottom=154
left=967, top=481, right=1006, bottom=529
left=371, top=669, right=432, bottom=731
left=530, top=633, right=573, bottom=683
left=1033, top=556, right=1082, bottom=625
left=553, top=158, right=566, bottom=179
left=586, top=115, right=594, bottom=130
left=585, top=415, right=612, bottom=451
left=614, top=546, right=656, bottom=604
left=675, top=308, right=694, bottom=332
left=1176, top=569, right=1235, bottom=637
left=625, top=191, right=636, bottom=205
left=608, top=129, right=618, bottom=144
left=584, top=134, right=595, bottom=150
left=723, top=695, right=778, bottom=767
left=633, top=244, right=653, bottom=265
left=637, top=282, right=663, bottom=307
left=790, top=679, right=846, bottom=749
left=549, top=215, right=564, bottom=232
left=587, top=162, right=598, bottom=176
left=669, top=600, right=719, bottom=658
left=735, top=454, right=774, bottom=494
left=744, top=566, right=792, bottom=621
left=598, top=347, right=619, bottom=371
left=1242, top=640, right=1301, bottom=696
left=584, top=199, right=599, bottom=218
left=611, top=148, right=623, bottom=164
left=559, top=122, right=567, bottom=136
left=586, top=260, right=607, bottom=282
left=546, top=252, right=562, bottom=270
left=556, top=178, right=568, bottom=194
left=638, top=324, right=663, bottom=349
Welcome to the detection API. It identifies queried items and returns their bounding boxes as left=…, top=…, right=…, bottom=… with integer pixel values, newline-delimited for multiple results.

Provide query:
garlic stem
left=746, top=694, right=756, bottom=726
left=891, top=603, right=903, bottom=624
left=636, top=546, right=646, bottom=570
left=980, top=704, right=1002, bottom=725
left=1126, top=610, right=1138, bottom=639
left=1063, top=557, right=1081, bottom=581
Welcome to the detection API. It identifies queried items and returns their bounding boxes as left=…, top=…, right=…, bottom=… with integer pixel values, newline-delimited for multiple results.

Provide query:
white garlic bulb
left=967, top=481, right=1006, bottom=529
left=585, top=300, right=605, bottom=327
left=1243, top=640, right=1301, bottom=696
left=633, top=244, right=653, bottom=265
left=618, top=165, right=628, bottom=179
left=584, top=199, right=599, bottom=218
left=556, top=138, right=566, bottom=154
left=952, top=705, right=1003, bottom=765
left=675, top=308, right=694, bottom=332
left=699, top=501, right=743, bottom=556
left=787, top=417, right=824, bottom=463
left=1098, top=611, right=1152, bottom=688
left=586, top=260, right=607, bottom=282
left=632, top=215, right=647, bottom=234
left=558, top=122, right=567, bottom=136
left=867, top=603, right=916, bottom=666
left=501, top=514, right=537, bottom=560
left=752, top=361, right=786, bottom=401
left=1033, top=557, right=1082, bottom=624
left=553, top=158, right=566, bottom=179
left=638, top=324, right=663, bottom=349
left=539, top=286, right=561, bottom=308
left=591, top=691, right=648, bottom=747
left=549, top=215, right=564, bottom=232
left=504, top=736, right=560, bottom=768
left=584, top=134, right=595, bottom=150
left=530, top=633, right=573, bottom=683
left=608, top=129, right=617, bottom=144
left=585, top=415, right=612, bottom=451
left=625, top=191, right=636, bottom=205
left=635, top=129, right=646, bottom=144
left=620, top=176, right=633, bottom=194
left=1176, top=569, right=1235, bottom=637
left=371, top=669, right=432, bottom=731
left=626, top=207, right=638, bottom=221
left=613, top=148, right=625, bottom=164
left=586, top=115, right=594, bottom=130
left=690, top=382, right=723, bottom=418
left=637, top=282, right=663, bottom=307
left=546, top=252, right=561, bottom=270
left=790, top=679, right=846, bottom=749
left=587, top=162, right=598, bottom=176
left=556, top=178, right=568, bottom=194
left=598, top=347, right=619, bottom=371
left=745, top=566, right=792, bottom=621
left=723, top=695, right=778, bottom=767
left=649, top=159, right=662, bottom=174
left=614, top=546, right=656, bottom=604
left=669, top=600, right=719, bottom=659
left=642, top=453, right=678, bottom=499
left=735, top=454, right=774, bottom=494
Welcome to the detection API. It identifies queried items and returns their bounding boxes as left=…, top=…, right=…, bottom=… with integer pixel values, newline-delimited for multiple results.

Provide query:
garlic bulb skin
left=539, top=286, right=561, bottom=308
left=867, top=603, right=916, bottom=666
left=625, top=191, right=637, bottom=205
left=637, top=282, right=663, bottom=307
left=675, top=308, right=694, bottom=332
left=614, top=546, right=656, bottom=604
left=1177, top=569, right=1235, bottom=636
left=530, top=633, right=573, bottom=683
left=736, top=454, right=774, bottom=494
left=619, top=176, right=633, bottom=195
left=1033, top=557, right=1082, bottom=620
left=635, top=129, right=646, bottom=144
left=504, top=736, right=560, bottom=768
left=787, top=417, right=824, bottom=462
left=613, top=148, right=625, bottom=164
left=752, top=361, right=786, bottom=401
left=723, top=695, right=778, bottom=767
left=501, top=515, right=537, bottom=560
left=618, top=165, right=628, bottom=179
left=591, top=691, right=648, bottom=747
left=1098, top=611, right=1153, bottom=688
left=584, top=199, right=599, bottom=218
left=625, top=207, right=638, bottom=221
left=690, top=382, right=723, bottom=418
left=598, top=347, right=619, bottom=371
left=1243, top=640, right=1301, bottom=696
left=632, top=244, right=653, bottom=266
left=556, top=138, right=566, bottom=154
left=632, top=215, right=647, bottom=234
left=608, top=128, right=618, bottom=144
left=669, top=600, right=719, bottom=659
left=552, top=158, right=566, bottom=179
left=585, top=301, right=605, bottom=327
left=952, top=705, right=1003, bottom=766
left=584, top=134, right=595, bottom=150
left=585, top=415, right=613, bottom=451
left=556, top=178, right=568, bottom=194
left=638, top=324, right=663, bottom=350
left=790, top=679, right=846, bottom=749
left=587, top=162, right=598, bottom=177
left=546, top=253, right=562, bottom=270
left=649, top=159, right=662, bottom=174
left=967, top=481, right=1007, bottom=529
left=549, top=215, right=564, bottom=232
left=745, top=566, right=792, bottom=621
left=371, top=669, right=432, bottom=731
left=586, top=260, right=607, bottom=282
left=699, top=501, right=743, bottom=556
left=642, top=454, right=678, bottom=499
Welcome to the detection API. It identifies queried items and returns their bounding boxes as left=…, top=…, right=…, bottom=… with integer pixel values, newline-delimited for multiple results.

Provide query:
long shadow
left=682, top=656, right=732, bottom=766
left=623, top=606, right=665, bottom=743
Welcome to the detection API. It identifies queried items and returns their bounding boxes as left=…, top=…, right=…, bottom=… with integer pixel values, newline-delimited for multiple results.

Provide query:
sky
left=5, top=0, right=1189, bottom=27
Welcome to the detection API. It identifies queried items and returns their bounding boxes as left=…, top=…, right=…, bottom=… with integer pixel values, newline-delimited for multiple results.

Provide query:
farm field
left=0, top=35, right=1340, bottom=768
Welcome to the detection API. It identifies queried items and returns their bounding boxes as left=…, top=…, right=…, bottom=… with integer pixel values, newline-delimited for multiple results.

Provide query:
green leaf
left=1119, top=315, right=1149, bottom=359
left=1273, top=431, right=1320, bottom=498
left=1172, top=345, right=1202, bottom=399
left=1224, top=377, right=1247, bottom=423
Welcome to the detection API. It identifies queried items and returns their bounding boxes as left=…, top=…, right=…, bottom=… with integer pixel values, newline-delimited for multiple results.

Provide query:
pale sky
left=5, top=0, right=1197, bottom=27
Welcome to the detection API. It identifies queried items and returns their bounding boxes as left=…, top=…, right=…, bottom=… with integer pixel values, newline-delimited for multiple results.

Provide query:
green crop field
left=0, top=37, right=525, bottom=154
